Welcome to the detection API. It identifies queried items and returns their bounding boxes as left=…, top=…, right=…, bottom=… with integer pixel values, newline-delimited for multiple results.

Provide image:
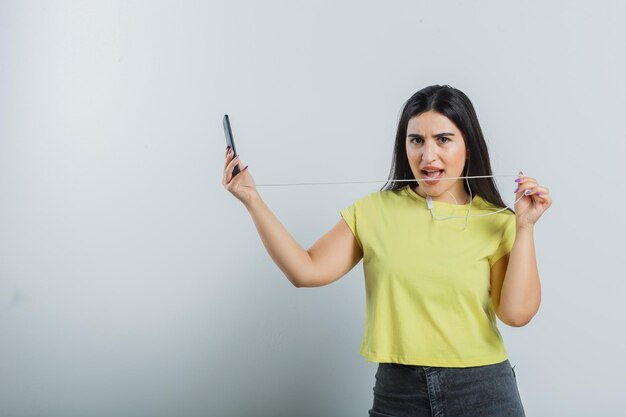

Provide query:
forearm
left=245, top=195, right=313, bottom=287
left=500, top=225, right=542, bottom=325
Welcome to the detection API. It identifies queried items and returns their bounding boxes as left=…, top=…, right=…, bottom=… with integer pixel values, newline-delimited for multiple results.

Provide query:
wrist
left=516, top=223, right=535, bottom=233
left=244, top=192, right=263, bottom=211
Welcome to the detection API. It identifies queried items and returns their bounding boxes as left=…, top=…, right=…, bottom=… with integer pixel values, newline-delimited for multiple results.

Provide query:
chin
left=417, top=185, right=444, bottom=196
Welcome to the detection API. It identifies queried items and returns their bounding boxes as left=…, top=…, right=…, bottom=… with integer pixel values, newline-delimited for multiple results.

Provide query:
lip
left=419, top=169, right=444, bottom=185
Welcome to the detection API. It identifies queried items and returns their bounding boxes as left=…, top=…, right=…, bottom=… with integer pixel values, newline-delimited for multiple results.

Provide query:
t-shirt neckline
left=403, top=184, right=480, bottom=208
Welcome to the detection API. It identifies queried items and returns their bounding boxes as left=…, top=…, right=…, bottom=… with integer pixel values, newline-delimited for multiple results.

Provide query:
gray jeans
left=368, top=359, right=526, bottom=417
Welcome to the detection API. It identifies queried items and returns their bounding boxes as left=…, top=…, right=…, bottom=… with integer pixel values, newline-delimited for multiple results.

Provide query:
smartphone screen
left=223, top=114, right=241, bottom=177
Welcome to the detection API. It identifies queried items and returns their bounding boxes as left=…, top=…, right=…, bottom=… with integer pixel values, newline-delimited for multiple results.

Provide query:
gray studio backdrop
left=1, top=1, right=624, bottom=416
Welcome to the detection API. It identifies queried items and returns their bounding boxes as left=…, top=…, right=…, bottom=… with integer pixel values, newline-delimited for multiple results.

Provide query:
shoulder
left=354, top=188, right=404, bottom=208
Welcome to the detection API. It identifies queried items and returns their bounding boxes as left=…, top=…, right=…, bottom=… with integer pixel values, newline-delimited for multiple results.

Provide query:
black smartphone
left=223, top=114, right=240, bottom=177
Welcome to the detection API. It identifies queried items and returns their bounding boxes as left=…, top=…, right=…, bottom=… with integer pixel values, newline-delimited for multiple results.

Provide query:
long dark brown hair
left=381, top=85, right=512, bottom=212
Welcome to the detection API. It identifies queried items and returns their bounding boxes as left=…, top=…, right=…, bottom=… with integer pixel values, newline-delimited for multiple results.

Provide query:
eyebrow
left=407, top=132, right=455, bottom=138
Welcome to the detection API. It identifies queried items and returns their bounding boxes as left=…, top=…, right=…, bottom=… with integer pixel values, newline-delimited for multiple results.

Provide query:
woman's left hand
left=513, top=171, right=552, bottom=229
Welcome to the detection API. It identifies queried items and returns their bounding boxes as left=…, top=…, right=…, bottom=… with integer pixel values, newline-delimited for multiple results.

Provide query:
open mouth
left=420, top=169, right=444, bottom=184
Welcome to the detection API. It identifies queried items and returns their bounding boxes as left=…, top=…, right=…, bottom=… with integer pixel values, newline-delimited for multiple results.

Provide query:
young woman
left=222, top=85, right=551, bottom=417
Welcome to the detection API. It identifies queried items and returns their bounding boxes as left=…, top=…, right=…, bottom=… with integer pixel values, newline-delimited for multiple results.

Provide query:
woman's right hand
left=222, top=146, right=259, bottom=207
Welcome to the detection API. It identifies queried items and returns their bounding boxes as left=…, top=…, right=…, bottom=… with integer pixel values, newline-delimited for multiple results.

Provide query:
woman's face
left=405, top=110, right=468, bottom=200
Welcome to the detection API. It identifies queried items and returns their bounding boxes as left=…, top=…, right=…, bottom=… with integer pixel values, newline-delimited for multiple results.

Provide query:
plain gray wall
left=1, top=0, right=624, bottom=416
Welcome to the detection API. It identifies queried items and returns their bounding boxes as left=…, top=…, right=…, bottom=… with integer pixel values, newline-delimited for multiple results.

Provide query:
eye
left=410, top=137, right=423, bottom=144
left=439, top=137, right=450, bottom=143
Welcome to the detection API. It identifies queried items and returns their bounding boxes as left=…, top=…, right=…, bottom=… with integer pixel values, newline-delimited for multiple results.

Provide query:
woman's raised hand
left=222, top=146, right=258, bottom=207
left=513, top=171, right=552, bottom=229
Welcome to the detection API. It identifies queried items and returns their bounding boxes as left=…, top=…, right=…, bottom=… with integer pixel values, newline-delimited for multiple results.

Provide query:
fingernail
left=226, top=146, right=231, bottom=151
left=513, top=187, right=519, bottom=193
left=524, top=189, right=531, bottom=196
left=514, top=178, right=523, bottom=183
left=536, top=192, right=542, bottom=196
left=243, top=165, right=249, bottom=170
left=518, top=171, right=524, bottom=176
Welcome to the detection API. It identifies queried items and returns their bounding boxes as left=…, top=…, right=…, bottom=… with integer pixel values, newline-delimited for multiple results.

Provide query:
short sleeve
left=488, top=215, right=516, bottom=268
left=340, top=202, right=363, bottom=250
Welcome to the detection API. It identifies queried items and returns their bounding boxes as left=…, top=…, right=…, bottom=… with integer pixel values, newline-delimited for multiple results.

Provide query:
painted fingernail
left=524, top=189, right=531, bottom=196
left=514, top=178, right=523, bottom=183
left=518, top=171, right=524, bottom=176
left=536, top=192, right=542, bottom=196
left=243, top=165, right=249, bottom=171
left=513, top=187, right=519, bottom=193
left=226, top=146, right=231, bottom=151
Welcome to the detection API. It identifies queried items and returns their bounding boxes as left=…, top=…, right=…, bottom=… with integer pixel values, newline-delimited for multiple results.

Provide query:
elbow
left=290, top=266, right=327, bottom=288
left=286, top=272, right=303, bottom=288
left=292, top=279, right=307, bottom=288
left=290, top=274, right=316, bottom=288
left=498, top=308, right=537, bottom=327
left=497, top=297, right=541, bottom=327
left=506, top=316, right=532, bottom=327
left=293, top=278, right=322, bottom=288
left=291, top=254, right=319, bottom=288
left=291, top=276, right=305, bottom=288
left=292, top=275, right=331, bottom=288
left=285, top=264, right=316, bottom=288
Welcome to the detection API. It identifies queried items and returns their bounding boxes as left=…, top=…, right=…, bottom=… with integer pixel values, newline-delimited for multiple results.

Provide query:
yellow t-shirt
left=340, top=184, right=516, bottom=367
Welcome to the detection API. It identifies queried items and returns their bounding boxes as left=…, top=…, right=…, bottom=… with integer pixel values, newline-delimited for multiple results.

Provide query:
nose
left=421, top=140, right=437, bottom=163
